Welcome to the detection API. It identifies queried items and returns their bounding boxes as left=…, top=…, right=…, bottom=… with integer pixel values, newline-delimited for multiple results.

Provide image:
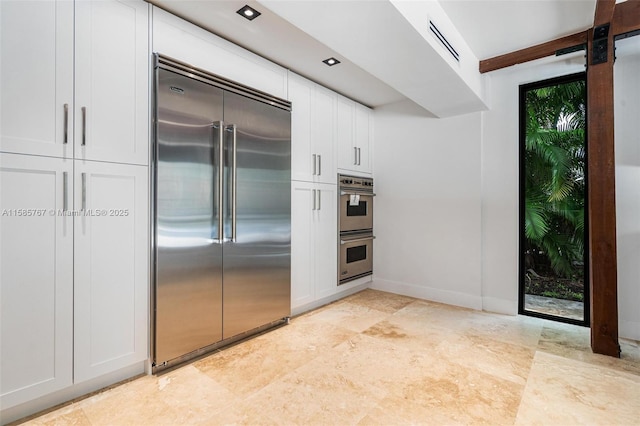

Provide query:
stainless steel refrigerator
left=153, top=55, right=291, bottom=371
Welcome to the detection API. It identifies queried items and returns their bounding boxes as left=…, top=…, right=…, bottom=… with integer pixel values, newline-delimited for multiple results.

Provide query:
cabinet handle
left=317, top=189, right=321, bottom=210
left=358, top=147, right=362, bottom=166
left=354, top=147, right=358, bottom=165
left=63, top=104, right=69, bottom=144
left=312, top=154, right=317, bottom=175
left=63, top=172, right=68, bottom=211
left=81, top=172, right=87, bottom=211
left=312, top=189, right=316, bottom=210
left=81, top=106, right=87, bottom=146
left=317, top=155, right=321, bottom=176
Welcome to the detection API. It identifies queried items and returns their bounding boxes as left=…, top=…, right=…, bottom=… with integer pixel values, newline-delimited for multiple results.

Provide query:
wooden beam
left=479, top=0, right=639, bottom=74
left=593, top=0, right=616, bottom=26
left=612, top=0, right=640, bottom=36
left=479, top=31, right=587, bottom=73
left=586, top=24, right=620, bottom=357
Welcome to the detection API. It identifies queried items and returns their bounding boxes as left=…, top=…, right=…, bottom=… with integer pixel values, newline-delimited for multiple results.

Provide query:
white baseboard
left=620, top=320, right=640, bottom=341
left=370, top=279, right=483, bottom=311
left=0, top=362, right=145, bottom=425
left=291, top=281, right=371, bottom=317
left=482, top=296, right=518, bottom=315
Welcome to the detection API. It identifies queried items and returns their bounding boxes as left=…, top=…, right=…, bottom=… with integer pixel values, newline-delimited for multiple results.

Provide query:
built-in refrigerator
left=153, top=55, right=291, bottom=371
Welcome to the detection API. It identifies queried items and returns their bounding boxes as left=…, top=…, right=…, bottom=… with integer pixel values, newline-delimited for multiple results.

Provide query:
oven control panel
left=339, top=174, right=374, bottom=191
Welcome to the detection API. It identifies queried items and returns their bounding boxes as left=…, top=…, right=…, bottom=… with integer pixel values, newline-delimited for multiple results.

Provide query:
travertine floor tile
left=342, top=289, right=416, bottom=313
left=301, top=301, right=390, bottom=332
left=193, top=318, right=355, bottom=397
left=515, top=351, right=640, bottom=425
left=16, top=289, right=640, bottom=426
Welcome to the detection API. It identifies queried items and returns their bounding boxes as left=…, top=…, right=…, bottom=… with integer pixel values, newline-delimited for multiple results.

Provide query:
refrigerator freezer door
left=222, top=92, right=291, bottom=339
left=155, top=69, right=224, bottom=364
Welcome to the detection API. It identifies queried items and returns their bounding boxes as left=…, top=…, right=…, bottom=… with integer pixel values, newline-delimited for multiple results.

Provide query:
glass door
left=519, top=73, right=589, bottom=325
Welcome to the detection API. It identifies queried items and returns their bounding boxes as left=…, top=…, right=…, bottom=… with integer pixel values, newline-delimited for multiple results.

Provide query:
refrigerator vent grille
left=429, top=20, right=460, bottom=62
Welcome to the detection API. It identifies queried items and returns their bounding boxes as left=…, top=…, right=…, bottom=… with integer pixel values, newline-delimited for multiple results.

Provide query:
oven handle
left=340, top=191, right=376, bottom=197
left=340, top=236, right=376, bottom=245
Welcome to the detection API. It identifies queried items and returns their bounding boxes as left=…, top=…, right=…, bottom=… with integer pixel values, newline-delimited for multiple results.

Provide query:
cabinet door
left=355, top=104, right=372, bottom=173
left=0, top=153, right=73, bottom=409
left=314, top=184, right=338, bottom=299
left=289, top=74, right=314, bottom=183
left=0, top=0, right=73, bottom=158
left=291, top=182, right=315, bottom=309
left=336, top=96, right=356, bottom=172
left=75, top=0, right=149, bottom=165
left=73, top=160, right=148, bottom=382
left=312, top=86, right=337, bottom=184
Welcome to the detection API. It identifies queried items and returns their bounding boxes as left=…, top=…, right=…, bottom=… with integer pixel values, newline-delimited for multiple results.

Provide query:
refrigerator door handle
left=226, top=124, right=238, bottom=242
left=213, top=121, right=224, bottom=242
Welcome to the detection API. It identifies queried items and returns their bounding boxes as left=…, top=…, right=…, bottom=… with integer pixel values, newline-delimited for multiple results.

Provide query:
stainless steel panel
left=222, top=91, right=291, bottom=339
left=339, top=233, right=374, bottom=283
left=339, top=193, right=373, bottom=232
left=155, top=68, right=224, bottom=364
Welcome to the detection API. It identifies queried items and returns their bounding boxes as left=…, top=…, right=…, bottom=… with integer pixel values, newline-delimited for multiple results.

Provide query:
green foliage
left=524, top=80, right=586, bottom=278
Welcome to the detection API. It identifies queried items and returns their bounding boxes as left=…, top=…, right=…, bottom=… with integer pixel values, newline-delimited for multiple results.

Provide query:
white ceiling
left=439, top=0, right=597, bottom=59
left=148, top=0, right=601, bottom=113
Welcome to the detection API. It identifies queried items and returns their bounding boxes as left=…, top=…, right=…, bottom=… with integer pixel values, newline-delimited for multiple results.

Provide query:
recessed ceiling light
left=323, top=57, right=341, bottom=66
left=237, top=5, right=261, bottom=21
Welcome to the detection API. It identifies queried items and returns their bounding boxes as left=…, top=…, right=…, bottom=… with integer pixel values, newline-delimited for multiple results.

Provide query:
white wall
left=614, top=37, right=640, bottom=341
left=374, top=44, right=639, bottom=340
left=372, top=100, right=483, bottom=309
left=480, top=53, right=586, bottom=315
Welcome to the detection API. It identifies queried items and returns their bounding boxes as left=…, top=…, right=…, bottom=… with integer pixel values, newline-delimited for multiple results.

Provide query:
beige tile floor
left=16, top=289, right=640, bottom=425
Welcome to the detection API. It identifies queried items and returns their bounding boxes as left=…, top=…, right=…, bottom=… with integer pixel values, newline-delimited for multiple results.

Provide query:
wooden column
left=586, top=0, right=620, bottom=357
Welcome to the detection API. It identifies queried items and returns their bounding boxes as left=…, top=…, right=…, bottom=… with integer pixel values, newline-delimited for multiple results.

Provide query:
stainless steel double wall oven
left=338, top=174, right=374, bottom=284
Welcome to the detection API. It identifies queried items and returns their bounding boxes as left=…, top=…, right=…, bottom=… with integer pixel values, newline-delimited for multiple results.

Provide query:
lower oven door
left=339, top=192, right=373, bottom=232
left=339, top=233, right=374, bottom=284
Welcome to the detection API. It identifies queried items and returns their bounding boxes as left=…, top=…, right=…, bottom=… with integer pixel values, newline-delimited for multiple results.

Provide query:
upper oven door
left=339, top=192, right=373, bottom=232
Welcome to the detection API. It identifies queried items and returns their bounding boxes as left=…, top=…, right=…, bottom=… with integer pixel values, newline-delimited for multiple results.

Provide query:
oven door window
left=346, top=245, right=367, bottom=263
left=346, top=200, right=367, bottom=217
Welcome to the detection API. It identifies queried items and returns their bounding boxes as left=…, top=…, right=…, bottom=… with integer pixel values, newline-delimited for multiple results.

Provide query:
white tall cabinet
left=0, top=0, right=149, bottom=414
left=288, top=72, right=340, bottom=310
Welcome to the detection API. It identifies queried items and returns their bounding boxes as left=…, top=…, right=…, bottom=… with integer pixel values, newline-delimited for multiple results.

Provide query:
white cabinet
left=74, top=161, right=148, bottom=382
left=289, top=72, right=336, bottom=184
left=0, top=0, right=149, bottom=165
left=291, top=182, right=337, bottom=309
left=75, top=0, right=149, bottom=165
left=337, top=96, right=373, bottom=175
left=0, top=0, right=149, bottom=413
left=0, top=153, right=73, bottom=409
left=0, top=0, right=74, bottom=159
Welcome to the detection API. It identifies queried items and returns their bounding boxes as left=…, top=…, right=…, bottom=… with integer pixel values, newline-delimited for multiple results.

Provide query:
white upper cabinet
left=337, top=95, right=372, bottom=175
left=75, top=0, right=149, bottom=165
left=312, top=85, right=337, bottom=184
left=73, top=160, right=148, bottom=382
left=0, top=0, right=74, bottom=158
left=0, top=0, right=149, bottom=165
left=0, top=153, right=74, bottom=409
left=289, top=72, right=336, bottom=184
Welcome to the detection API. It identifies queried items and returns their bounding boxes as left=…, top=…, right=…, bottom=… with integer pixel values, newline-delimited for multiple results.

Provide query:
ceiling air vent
left=429, top=20, right=460, bottom=62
